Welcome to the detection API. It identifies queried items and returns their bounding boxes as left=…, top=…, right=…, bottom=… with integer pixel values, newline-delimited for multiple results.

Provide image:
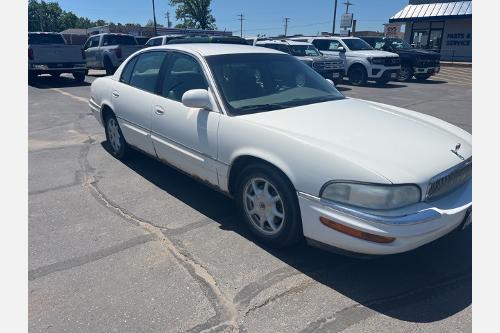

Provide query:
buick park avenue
left=89, top=44, right=471, bottom=256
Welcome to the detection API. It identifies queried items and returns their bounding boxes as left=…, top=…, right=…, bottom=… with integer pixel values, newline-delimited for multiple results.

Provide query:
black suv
left=360, top=37, right=440, bottom=82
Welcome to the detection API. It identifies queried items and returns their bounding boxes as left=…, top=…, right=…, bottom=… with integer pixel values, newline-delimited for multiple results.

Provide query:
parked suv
left=360, top=36, right=440, bottom=82
left=28, top=32, right=87, bottom=82
left=291, top=36, right=400, bottom=86
left=255, top=40, right=345, bottom=85
left=83, top=33, right=144, bottom=75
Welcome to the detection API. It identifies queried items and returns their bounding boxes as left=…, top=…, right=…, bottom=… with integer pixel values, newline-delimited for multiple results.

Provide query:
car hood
left=348, top=50, right=398, bottom=58
left=397, top=48, right=440, bottom=58
left=238, top=98, right=471, bottom=184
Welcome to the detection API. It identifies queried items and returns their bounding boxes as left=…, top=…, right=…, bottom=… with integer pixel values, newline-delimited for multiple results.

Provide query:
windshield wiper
left=236, top=103, right=289, bottom=112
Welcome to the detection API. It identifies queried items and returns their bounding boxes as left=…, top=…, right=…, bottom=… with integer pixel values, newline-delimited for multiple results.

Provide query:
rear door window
left=129, top=52, right=167, bottom=93
left=28, top=33, right=66, bottom=44
left=102, top=34, right=137, bottom=46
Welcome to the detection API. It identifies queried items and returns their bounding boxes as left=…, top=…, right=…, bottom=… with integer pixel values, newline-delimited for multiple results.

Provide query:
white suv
left=291, top=36, right=401, bottom=86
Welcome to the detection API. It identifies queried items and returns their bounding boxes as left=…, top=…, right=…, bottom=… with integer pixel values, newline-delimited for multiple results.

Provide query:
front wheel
left=236, top=164, right=303, bottom=248
left=348, top=66, right=367, bottom=86
left=104, top=115, right=130, bottom=159
left=397, top=65, right=414, bottom=82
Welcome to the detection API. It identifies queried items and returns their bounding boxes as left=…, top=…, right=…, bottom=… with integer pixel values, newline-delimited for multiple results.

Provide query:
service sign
left=340, top=13, right=353, bottom=29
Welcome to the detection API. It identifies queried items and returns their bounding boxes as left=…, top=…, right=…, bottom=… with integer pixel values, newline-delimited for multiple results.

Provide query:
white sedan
left=89, top=44, right=471, bottom=256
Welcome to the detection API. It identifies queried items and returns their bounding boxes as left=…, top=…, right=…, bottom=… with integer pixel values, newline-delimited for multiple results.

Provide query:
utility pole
left=332, top=0, right=338, bottom=35
left=283, top=17, right=290, bottom=37
left=152, top=0, right=158, bottom=36
left=165, top=11, right=172, bottom=28
left=344, top=0, right=353, bottom=13
left=237, top=14, right=245, bottom=37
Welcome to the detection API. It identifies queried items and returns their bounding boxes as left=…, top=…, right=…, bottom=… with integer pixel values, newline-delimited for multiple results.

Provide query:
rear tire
left=73, top=72, right=86, bottom=83
left=235, top=164, right=303, bottom=248
left=104, top=114, right=130, bottom=160
left=348, top=65, right=367, bottom=86
left=104, top=57, right=116, bottom=75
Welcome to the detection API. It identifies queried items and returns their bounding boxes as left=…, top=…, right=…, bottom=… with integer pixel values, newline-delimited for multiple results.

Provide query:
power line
left=237, top=14, right=245, bottom=37
left=283, top=17, right=290, bottom=36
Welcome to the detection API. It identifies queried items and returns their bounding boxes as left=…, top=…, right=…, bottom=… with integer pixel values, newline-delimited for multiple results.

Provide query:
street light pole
left=332, top=0, right=338, bottom=36
left=152, top=0, right=158, bottom=36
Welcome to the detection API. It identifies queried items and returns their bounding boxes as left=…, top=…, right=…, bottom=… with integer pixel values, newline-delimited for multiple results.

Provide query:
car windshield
left=206, top=53, right=344, bottom=115
left=289, top=45, right=321, bottom=57
left=341, top=38, right=373, bottom=51
left=389, top=38, right=412, bottom=49
left=29, top=33, right=65, bottom=44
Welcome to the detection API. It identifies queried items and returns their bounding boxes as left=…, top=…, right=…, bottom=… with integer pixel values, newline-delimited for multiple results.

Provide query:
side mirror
left=337, top=46, right=346, bottom=52
left=182, top=89, right=212, bottom=110
left=326, top=79, right=335, bottom=85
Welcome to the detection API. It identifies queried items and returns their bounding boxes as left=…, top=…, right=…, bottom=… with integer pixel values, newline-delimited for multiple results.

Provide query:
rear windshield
left=102, top=35, right=137, bottom=46
left=29, top=33, right=65, bottom=45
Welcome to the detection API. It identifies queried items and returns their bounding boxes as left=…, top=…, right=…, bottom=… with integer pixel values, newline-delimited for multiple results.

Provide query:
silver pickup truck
left=83, top=33, right=144, bottom=75
left=28, top=32, right=87, bottom=82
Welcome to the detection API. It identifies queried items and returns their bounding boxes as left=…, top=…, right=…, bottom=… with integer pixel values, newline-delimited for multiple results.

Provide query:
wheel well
left=101, top=104, right=114, bottom=124
left=227, top=155, right=295, bottom=196
left=348, top=63, right=366, bottom=75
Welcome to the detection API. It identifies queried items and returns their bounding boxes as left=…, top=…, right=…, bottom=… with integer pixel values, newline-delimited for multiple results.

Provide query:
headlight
left=321, top=182, right=421, bottom=210
left=370, top=57, right=385, bottom=65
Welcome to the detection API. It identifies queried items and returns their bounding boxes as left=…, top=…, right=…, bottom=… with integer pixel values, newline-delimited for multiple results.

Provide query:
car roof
left=146, top=43, right=283, bottom=56
left=256, top=39, right=311, bottom=46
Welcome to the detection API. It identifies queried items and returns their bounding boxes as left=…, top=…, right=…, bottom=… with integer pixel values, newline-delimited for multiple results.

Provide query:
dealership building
left=389, top=0, right=472, bottom=62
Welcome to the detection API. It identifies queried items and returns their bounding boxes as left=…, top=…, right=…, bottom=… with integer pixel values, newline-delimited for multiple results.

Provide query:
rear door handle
left=112, top=91, right=119, bottom=98
left=155, top=106, right=165, bottom=115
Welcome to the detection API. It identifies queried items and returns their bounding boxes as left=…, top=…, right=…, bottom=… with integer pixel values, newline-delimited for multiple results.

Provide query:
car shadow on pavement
left=101, top=142, right=471, bottom=324
left=28, top=75, right=90, bottom=89
left=411, top=79, right=449, bottom=85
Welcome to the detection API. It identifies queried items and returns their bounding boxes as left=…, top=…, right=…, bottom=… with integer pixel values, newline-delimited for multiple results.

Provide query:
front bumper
left=318, top=69, right=345, bottom=80
left=414, top=66, right=440, bottom=75
left=298, top=179, right=471, bottom=255
left=88, top=98, right=103, bottom=125
left=368, top=66, right=401, bottom=79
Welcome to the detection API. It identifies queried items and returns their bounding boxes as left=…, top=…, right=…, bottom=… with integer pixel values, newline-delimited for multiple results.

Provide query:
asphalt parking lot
left=29, top=68, right=472, bottom=333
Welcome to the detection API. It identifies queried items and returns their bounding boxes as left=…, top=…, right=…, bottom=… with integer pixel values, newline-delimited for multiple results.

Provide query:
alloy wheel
left=243, top=177, right=285, bottom=235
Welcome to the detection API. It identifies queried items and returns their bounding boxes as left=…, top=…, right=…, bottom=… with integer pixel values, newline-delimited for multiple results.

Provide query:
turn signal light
left=319, top=217, right=395, bottom=244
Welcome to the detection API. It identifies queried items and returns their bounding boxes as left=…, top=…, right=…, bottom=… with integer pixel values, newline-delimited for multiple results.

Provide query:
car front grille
left=313, top=61, right=343, bottom=70
left=384, top=57, right=400, bottom=66
left=417, top=57, right=440, bottom=68
left=426, top=159, right=472, bottom=201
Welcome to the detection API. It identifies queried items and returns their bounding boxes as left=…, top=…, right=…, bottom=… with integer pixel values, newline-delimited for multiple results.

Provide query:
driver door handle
left=112, top=91, right=119, bottom=98
left=155, top=106, right=165, bottom=115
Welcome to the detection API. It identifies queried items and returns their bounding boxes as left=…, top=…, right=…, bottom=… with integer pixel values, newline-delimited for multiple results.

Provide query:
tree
left=145, top=19, right=163, bottom=27
left=169, top=0, right=216, bottom=30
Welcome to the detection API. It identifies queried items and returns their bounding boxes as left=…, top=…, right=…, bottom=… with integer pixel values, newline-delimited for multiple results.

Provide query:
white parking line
left=51, top=88, right=88, bottom=103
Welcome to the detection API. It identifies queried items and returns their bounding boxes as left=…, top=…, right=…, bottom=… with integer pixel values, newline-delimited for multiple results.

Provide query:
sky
left=56, top=0, right=409, bottom=36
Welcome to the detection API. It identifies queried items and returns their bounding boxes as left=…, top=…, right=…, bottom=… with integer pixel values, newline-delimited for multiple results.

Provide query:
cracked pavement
left=29, top=72, right=471, bottom=332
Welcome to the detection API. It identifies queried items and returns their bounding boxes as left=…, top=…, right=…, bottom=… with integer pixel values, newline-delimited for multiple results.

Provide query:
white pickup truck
left=83, top=33, right=144, bottom=75
left=291, top=36, right=401, bottom=86
left=28, top=32, right=87, bottom=82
